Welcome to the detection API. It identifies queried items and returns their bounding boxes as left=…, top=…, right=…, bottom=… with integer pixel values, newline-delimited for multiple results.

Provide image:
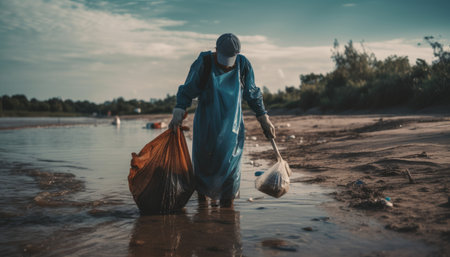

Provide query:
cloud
left=343, top=3, right=356, bottom=7
left=0, top=0, right=436, bottom=102
left=277, top=69, right=285, bottom=79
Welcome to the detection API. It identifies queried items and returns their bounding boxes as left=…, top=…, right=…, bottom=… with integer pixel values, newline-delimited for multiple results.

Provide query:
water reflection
left=129, top=207, right=242, bottom=257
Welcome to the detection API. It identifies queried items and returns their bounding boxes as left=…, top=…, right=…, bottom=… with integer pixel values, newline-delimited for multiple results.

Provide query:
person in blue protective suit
left=169, top=33, right=276, bottom=208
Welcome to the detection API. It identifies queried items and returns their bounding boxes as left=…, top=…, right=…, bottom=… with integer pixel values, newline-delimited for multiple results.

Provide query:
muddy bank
left=1, top=113, right=445, bottom=256
left=245, top=114, right=450, bottom=255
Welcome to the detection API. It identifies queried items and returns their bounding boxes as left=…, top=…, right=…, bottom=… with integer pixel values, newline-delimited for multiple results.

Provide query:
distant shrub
left=282, top=37, right=449, bottom=111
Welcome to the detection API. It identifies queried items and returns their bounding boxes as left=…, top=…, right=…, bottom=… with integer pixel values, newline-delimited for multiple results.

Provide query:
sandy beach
left=240, top=113, right=450, bottom=255
left=132, top=111, right=450, bottom=254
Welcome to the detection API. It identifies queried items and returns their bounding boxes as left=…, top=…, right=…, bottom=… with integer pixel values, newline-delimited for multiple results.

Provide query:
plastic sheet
left=128, top=127, right=195, bottom=214
left=255, top=139, right=292, bottom=198
left=175, top=51, right=267, bottom=200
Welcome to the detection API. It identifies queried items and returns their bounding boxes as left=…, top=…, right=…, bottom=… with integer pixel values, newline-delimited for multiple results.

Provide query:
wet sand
left=131, top=112, right=450, bottom=254
left=242, top=114, right=450, bottom=255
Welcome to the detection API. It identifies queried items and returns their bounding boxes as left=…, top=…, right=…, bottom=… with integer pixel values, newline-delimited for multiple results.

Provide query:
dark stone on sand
left=88, top=209, right=109, bottom=217
left=351, top=199, right=386, bottom=210
left=206, top=246, right=225, bottom=252
left=385, top=223, right=420, bottom=233
left=261, top=239, right=298, bottom=252
left=302, top=226, right=313, bottom=231
left=273, top=245, right=298, bottom=252
left=291, top=175, right=329, bottom=183
left=418, top=151, right=429, bottom=158
left=311, top=217, right=330, bottom=222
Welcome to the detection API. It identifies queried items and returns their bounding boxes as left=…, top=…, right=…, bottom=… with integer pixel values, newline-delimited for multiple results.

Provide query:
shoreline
left=1, top=113, right=449, bottom=255
left=0, top=115, right=170, bottom=131
left=244, top=114, right=450, bottom=256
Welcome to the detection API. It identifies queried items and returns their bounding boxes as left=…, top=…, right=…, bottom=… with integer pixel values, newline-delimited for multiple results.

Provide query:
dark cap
left=216, top=33, right=241, bottom=66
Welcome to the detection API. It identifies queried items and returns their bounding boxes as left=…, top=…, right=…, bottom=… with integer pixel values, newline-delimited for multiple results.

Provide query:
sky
left=0, top=0, right=449, bottom=102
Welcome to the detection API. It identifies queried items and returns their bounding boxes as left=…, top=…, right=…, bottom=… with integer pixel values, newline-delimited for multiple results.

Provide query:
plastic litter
left=254, top=171, right=264, bottom=177
left=128, top=126, right=195, bottom=214
left=355, top=179, right=365, bottom=186
left=255, top=138, right=292, bottom=198
left=380, top=198, right=394, bottom=207
left=247, top=196, right=264, bottom=202
left=145, top=122, right=167, bottom=129
left=112, top=115, right=120, bottom=125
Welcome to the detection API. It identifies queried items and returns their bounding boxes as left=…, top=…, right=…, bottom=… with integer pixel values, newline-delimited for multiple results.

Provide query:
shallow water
left=0, top=117, right=106, bottom=129
left=0, top=119, right=434, bottom=256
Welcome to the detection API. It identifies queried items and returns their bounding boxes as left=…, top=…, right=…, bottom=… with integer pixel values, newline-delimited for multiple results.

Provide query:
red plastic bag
left=128, top=127, right=194, bottom=214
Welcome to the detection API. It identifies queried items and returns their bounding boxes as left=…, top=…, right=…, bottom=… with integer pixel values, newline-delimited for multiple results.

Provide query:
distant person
left=169, top=33, right=275, bottom=207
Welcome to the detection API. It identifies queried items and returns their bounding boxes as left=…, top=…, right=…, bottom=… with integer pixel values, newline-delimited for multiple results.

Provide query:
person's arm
left=241, top=55, right=267, bottom=117
left=169, top=52, right=206, bottom=131
left=175, top=53, right=206, bottom=110
left=241, top=55, right=275, bottom=139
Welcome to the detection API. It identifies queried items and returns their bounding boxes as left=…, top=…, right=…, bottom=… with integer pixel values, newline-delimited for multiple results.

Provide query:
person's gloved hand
left=169, top=108, right=186, bottom=132
left=257, top=114, right=276, bottom=139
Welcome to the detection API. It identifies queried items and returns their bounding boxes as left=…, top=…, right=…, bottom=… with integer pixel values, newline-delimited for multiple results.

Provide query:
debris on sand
left=247, top=196, right=264, bottom=202
left=291, top=175, right=329, bottom=184
left=418, top=151, right=429, bottom=158
left=404, top=168, right=416, bottom=184
left=337, top=182, right=391, bottom=211
left=311, top=217, right=330, bottom=222
left=382, top=199, right=394, bottom=208
left=244, top=114, right=450, bottom=251
left=262, top=239, right=298, bottom=252
left=380, top=167, right=403, bottom=177
left=385, top=223, right=421, bottom=233
left=351, top=199, right=387, bottom=210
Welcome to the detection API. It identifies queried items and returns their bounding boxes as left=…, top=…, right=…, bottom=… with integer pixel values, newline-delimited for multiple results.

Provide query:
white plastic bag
left=255, top=139, right=292, bottom=198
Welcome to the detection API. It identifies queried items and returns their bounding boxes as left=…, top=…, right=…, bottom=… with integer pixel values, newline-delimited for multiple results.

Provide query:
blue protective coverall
left=175, top=51, right=267, bottom=200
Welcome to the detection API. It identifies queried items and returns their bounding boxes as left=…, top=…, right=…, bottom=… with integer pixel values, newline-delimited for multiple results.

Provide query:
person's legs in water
left=198, top=193, right=207, bottom=202
left=198, top=192, right=225, bottom=207
left=220, top=198, right=234, bottom=208
left=197, top=192, right=208, bottom=208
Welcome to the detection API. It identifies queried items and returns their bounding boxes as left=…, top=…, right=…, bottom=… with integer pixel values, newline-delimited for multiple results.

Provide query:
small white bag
left=255, top=139, right=292, bottom=198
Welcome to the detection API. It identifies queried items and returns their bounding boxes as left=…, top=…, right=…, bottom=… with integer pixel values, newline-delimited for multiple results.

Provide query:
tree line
left=1, top=36, right=448, bottom=116
left=0, top=95, right=176, bottom=116
left=261, top=36, right=449, bottom=110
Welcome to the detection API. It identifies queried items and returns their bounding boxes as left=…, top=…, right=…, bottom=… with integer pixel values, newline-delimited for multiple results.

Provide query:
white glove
left=169, top=108, right=186, bottom=132
left=257, top=114, right=276, bottom=139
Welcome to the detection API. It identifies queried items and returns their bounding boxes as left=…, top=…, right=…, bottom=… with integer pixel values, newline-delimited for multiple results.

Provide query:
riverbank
left=138, top=112, right=450, bottom=254
left=1, top=113, right=448, bottom=255
left=243, top=114, right=450, bottom=256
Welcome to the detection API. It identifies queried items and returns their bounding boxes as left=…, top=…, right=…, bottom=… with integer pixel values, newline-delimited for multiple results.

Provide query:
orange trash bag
left=128, top=126, right=195, bottom=214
